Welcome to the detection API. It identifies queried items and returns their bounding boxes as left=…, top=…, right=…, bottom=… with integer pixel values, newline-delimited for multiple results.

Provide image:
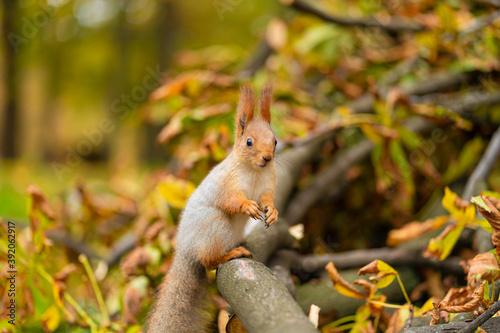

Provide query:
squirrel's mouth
left=257, top=163, right=267, bottom=168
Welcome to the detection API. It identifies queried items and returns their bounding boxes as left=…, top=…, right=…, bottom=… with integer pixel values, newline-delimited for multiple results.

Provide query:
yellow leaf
left=387, top=215, right=449, bottom=246
left=41, top=305, right=60, bottom=332
left=442, top=187, right=476, bottom=222
left=377, top=260, right=397, bottom=275
left=471, top=195, right=490, bottom=212
left=360, top=124, right=383, bottom=144
left=415, top=297, right=439, bottom=317
left=426, top=223, right=465, bottom=260
left=325, top=262, right=365, bottom=299
left=373, top=261, right=397, bottom=289
left=158, top=175, right=196, bottom=209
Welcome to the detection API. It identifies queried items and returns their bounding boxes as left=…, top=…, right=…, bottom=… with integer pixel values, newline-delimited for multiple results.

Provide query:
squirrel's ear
left=258, top=83, right=273, bottom=124
left=236, top=84, right=255, bottom=137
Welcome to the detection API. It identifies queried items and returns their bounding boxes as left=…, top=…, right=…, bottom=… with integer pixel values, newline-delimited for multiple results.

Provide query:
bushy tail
left=145, top=256, right=208, bottom=333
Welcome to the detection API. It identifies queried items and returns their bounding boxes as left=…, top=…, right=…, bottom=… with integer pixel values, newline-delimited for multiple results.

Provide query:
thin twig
left=281, top=0, right=425, bottom=33
left=79, top=254, right=110, bottom=326
left=457, top=300, right=500, bottom=333
left=238, top=39, right=274, bottom=78
left=463, top=125, right=500, bottom=199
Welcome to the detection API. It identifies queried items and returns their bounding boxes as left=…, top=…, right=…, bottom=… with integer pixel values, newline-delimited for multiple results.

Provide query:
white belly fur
left=232, top=165, right=273, bottom=239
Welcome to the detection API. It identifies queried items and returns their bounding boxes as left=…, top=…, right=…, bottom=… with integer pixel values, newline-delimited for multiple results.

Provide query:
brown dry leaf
left=353, top=279, right=377, bottom=298
left=466, top=252, right=500, bottom=288
left=123, top=284, right=142, bottom=325
left=191, top=103, right=232, bottom=121
left=156, top=110, right=185, bottom=144
left=325, top=262, right=365, bottom=299
left=27, top=184, right=55, bottom=220
left=77, top=184, right=116, bottom=219
left=388, top=215, right=449, bottom=246
left=358, top=260, right=397, bottom=289
left=385, top=309, right=407, bottom=333
left=149, top=71, right=234, bottom=101
left=226, top=314, right=247, bottom=333
left=144, top=221, right=165, bottom=242
left=476, top=196, right=500, bottom=254
left=363, top=43, right=418, bottom=63
left=430, top=285, right=483, bottom=325
left=52, top=264, right=78, bottom=321
left=358, top=260, right=379, bottom=276
left=415, top=13, right=442, bottom=29
left=120, top=247, right=151, bottom=276
left=337, top=57, right=366, bottom=73
left=386, top=88, right=409, bottom=112
left=328, top=73, right=363, bottom=99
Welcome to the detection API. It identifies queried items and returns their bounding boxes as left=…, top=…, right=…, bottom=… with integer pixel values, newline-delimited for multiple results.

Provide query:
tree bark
left=217, top=259, right=319, bottom=333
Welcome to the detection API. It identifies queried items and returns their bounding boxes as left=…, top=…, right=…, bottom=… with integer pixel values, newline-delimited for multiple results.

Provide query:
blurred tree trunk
left=142, top=0, right=180, bottom=163
left=2, top=1, right=18, bottom=158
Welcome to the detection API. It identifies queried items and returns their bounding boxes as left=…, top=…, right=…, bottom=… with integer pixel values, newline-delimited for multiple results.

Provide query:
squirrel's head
left=234, top=83, right=276, bottom=169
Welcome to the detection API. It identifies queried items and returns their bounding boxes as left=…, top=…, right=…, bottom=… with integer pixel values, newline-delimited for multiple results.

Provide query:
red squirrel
left=146, top=83, right=278, bottom=332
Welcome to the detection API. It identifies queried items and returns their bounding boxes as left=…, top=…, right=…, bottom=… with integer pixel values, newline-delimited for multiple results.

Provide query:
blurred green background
left=0, top=0, right=282, bottom=221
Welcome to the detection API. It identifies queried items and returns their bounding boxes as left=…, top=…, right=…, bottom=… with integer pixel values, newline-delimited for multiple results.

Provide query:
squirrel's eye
left=275, top=139, right=277, bottom=146
left=246, top=138, right=253, bottom=147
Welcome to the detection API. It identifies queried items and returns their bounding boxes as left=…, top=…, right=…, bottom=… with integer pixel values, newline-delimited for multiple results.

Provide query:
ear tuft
left=258, top=83, right=273, bottom=123
left=236, top=84, right=255, bottom=137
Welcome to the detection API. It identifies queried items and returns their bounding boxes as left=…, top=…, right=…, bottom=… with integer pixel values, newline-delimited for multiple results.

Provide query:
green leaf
left=397, top=126, right=422, bottom=150
left=442, top=137, right=484, bottom=184
left=471, top=195, right=490, bottom=212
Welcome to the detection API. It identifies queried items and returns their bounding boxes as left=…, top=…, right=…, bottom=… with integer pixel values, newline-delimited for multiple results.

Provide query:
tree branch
left=406, top=317, right=500, bottom=332
left=238, top=39, right=274, bottom=79
left=288, top=248, right=464, bottom=276
left=463, top=125, right=500, bottom=200
left=284, top=139, right=374, bottom=226
left=457, top=300, right=500, bottom=333
left=217, top=259, right=318, bottom=333
left=281, top=0, right=425, bottom=33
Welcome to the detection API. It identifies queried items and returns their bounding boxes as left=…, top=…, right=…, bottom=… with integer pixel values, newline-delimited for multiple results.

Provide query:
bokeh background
left=0, top=0, right=283, bottom=211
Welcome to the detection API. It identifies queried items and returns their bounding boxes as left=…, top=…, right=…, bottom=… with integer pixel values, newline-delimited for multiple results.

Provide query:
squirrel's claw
left=263, top=205, right=278, bottom=227
left=242, top=200, right=261, bottom=219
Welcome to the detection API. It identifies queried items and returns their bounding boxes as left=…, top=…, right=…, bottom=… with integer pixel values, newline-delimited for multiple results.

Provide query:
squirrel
left=146, top=83, right=278, bottom=333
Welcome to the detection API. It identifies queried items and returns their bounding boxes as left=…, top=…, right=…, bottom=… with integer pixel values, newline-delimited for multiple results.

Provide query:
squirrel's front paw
left=264, top=205, right=278, bottom=227
left=241, top=200, right=261, bottom=219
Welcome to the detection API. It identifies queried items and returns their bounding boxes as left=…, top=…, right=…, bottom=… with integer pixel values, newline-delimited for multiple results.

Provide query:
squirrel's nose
left=263, top=155, right=272, bottom=162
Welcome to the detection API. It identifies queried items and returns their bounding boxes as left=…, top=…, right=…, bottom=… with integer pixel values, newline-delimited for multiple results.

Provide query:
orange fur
left=200, top=246, right=251, bottom=271
left=258, top=83, right=273, bottom=123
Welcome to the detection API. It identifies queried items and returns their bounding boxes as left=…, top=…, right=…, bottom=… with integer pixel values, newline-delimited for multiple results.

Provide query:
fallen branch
left=281, top=0, right=425, bottom=33
left=457, top=300, right=500, bottom=333
left=217, top=259, right=318, bottom=333
left=295, top=266, right=420, bottom=318
left=284, top=118, right=434, bottom=226
left=284, top=139, right=374, bottom=226
left=286, top=248, right=464, bottom=276
left=406, top=317, right=500, bottom=332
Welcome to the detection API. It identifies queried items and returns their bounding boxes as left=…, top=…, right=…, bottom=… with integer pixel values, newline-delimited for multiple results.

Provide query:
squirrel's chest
left=238, top=168, right=272, bottom=201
